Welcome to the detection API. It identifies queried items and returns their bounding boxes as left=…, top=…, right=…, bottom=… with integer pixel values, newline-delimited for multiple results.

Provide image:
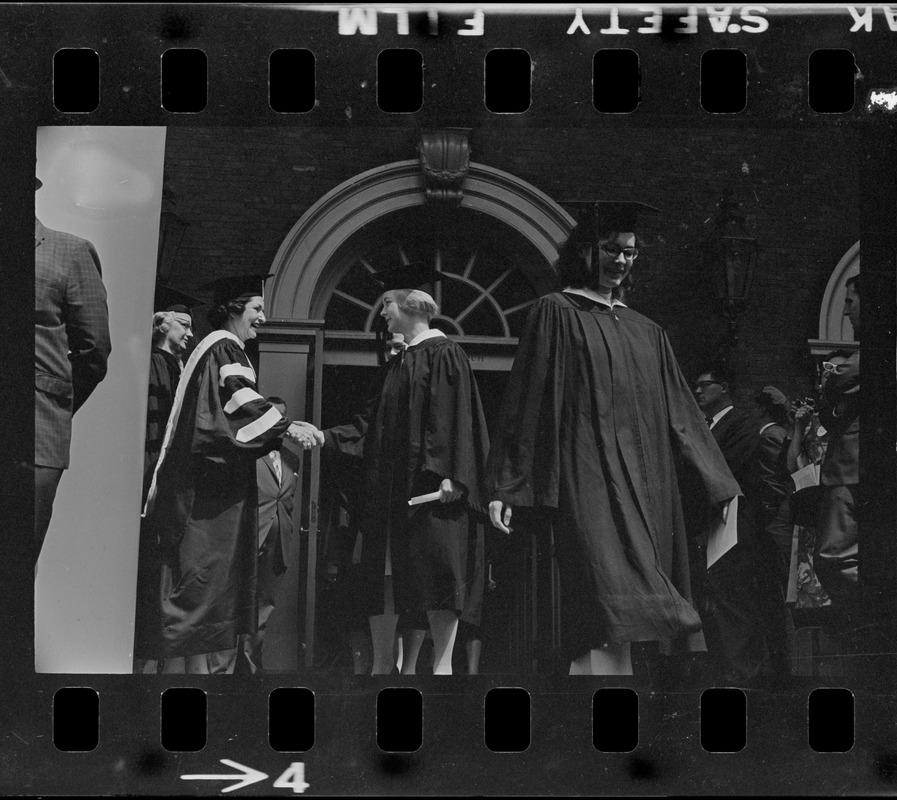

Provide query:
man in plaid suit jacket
left=35, top=207, right=111, bottom=565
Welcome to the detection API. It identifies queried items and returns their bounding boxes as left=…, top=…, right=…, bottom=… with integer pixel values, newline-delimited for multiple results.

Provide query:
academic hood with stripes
left=134, top=329, right=291, bottom=660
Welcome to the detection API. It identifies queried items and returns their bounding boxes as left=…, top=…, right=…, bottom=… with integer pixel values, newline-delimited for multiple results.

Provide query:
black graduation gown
left=133, top=347, right=182, bottom=663
left=324, top=334, right=490, bottom=621
left=134, top=334, right=290, bottom=659
left=143, top=347, right=181, bottom=501
left=487, top=292, right=740, bottom=658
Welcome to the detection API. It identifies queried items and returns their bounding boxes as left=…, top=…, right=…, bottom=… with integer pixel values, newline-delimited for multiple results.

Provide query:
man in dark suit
left=208, top=397, right=301, bottom=674
left=35, top=180, right=111, bottom=566
left=694, top=366, right=788, bottom=680
left=753, top=386, right=794, bottom=585
left=816, top=275, right=860, bottom=620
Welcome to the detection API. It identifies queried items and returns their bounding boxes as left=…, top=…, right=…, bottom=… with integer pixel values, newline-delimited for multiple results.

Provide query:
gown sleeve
left=146, top=353, right=176, bottom=460
left=421, top=342, right=490, bottom=511
left=659, top=330, right=741, bottom=507
left=191, top=339, right=291, bottom=460
left=322, top=368, right=386, bottom=460
left=144, top=352, right=178, bottom=496
left=486, top=296, right=565, bottom=508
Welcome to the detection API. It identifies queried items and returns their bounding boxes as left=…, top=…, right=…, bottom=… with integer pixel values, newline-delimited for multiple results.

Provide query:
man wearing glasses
left=815, top=275, right=860, bottom=630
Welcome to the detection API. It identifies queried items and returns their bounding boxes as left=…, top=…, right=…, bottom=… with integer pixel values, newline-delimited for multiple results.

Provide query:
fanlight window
left=325, top=246, right=540, bottom=339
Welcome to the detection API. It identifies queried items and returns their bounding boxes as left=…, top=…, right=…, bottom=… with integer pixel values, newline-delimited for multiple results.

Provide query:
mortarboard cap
left=202, top=273, right=274, bottom=307
left=154, top=283, right=203, bottom=317
left=371, top=262, right=445, bottom=292
left=595, top=200, right=661, bottom=231
left=561, top=200, right=661, bottom=233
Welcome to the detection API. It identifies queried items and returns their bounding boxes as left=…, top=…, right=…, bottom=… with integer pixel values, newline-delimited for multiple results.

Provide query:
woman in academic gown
left=323, top=264, right=490, bottom=675
left=141, top=291, right=198, bottom=502
left=132, top=289, right=197, bottom=674
left=487, top=202, right=741, bottom=676
left=135, top=274, right=322, bottom=674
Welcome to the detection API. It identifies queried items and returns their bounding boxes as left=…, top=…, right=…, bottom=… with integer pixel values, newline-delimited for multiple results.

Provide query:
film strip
left=4, top=3, right=897, bottom=795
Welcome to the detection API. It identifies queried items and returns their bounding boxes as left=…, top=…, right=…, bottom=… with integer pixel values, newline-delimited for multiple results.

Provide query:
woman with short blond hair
left=323, top=265, right=490, bottom=675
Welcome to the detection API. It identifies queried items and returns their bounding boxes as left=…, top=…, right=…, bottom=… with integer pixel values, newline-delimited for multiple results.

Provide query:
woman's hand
left=718, top=496, right=741, bottom=525
left=489, top=500, right=513, bottom=534
left=793, top=405, right=813, bottom=434
left=438, top=478, right=464, bottom=503
left=288, top=421, right=324, bottom=449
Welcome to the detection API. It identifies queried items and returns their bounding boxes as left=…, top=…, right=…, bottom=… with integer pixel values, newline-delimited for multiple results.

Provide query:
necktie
left=270, top=449, right=282, bottom=484
left=705, top=416, right=713, bottom=428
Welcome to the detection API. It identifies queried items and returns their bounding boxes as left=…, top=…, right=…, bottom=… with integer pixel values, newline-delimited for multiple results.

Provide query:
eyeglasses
left=821, top=361, right=839, bottom=373
left=599, top=242, right=639, bottom=260
left=693, top=380, right=722, bottom=389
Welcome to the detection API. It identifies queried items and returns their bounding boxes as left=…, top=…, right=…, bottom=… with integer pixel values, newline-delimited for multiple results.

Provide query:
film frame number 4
left=180, top=760, right=309, bottom=794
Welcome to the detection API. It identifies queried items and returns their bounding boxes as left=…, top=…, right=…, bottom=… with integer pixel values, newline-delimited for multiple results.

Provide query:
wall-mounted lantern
left=704, top=188, right=758, bottom=358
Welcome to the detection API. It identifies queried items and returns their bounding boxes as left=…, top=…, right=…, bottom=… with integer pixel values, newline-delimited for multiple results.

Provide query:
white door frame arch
left=254, top=161, right=576, bottom=670
left=266, top=159, right=575, bottom=321
left=808, top=240, right=860, bottom=355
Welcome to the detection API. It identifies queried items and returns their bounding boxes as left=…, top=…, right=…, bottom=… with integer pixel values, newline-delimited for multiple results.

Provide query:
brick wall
left=163, top=124, right=860, bottom=405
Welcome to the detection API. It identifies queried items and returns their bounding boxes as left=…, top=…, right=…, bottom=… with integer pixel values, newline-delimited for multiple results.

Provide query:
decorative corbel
left=416, top=129, right=471, bottom=204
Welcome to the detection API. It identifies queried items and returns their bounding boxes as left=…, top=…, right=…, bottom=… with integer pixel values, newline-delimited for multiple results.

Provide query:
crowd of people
left=35, top=187, right=862, bottom=681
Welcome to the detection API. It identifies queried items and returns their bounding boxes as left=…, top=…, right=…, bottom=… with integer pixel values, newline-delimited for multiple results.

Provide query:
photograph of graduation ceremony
left=33, top=108, right=887, bottom=685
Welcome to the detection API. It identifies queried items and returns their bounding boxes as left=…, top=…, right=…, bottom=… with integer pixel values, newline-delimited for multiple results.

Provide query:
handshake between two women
left=286, top=420, right=325, bottom=449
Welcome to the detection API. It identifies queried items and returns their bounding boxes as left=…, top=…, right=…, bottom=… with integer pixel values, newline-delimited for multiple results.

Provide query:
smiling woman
left=323, top=263, right=491, bottom=677
left=134, top=273, right=323, bottom=674
left=487, top=200, right=741, bottom=677
left=222, top=295, right=266, bottom=343
left=379, top=289, right=440, bottom=340
left=553, top=201, right=657, bottom=310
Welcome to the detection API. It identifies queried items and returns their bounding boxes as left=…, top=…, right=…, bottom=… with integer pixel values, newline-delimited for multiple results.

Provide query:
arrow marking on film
left=181, top=759, right=269, bottom=793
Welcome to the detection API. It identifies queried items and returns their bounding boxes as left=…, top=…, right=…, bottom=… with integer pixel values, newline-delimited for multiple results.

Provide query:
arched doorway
left=257, top=160, right=574, bottom=672
left=266, top=158, right=572, bottom=366
left=809, top=240, right=860, bottom=355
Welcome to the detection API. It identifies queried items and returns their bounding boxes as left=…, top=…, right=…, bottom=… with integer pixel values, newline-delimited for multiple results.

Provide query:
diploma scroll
left=707, top=495, right=739, bottom=569
left=408, top=490, right=442, bottom=506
